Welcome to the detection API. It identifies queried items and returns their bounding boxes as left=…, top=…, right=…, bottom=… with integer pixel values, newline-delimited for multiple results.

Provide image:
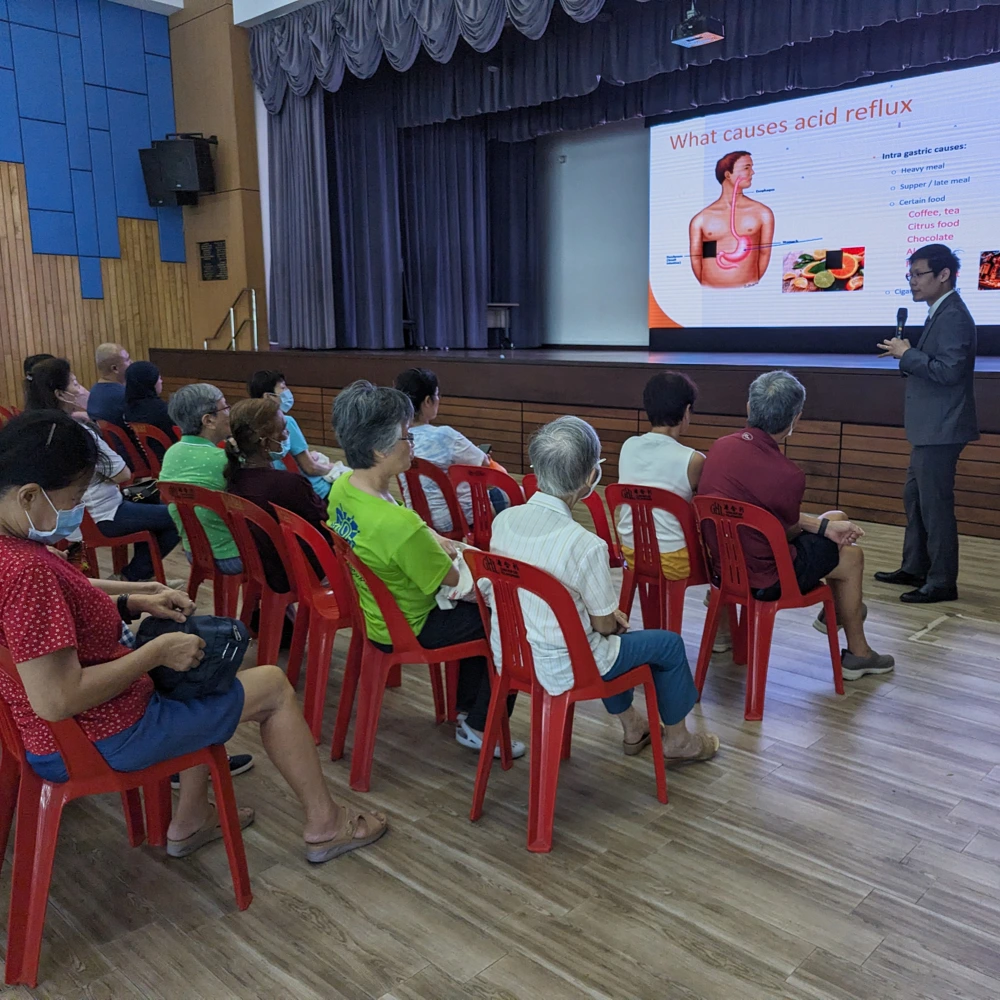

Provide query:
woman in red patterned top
left=0, top=411, right=386, bottom=863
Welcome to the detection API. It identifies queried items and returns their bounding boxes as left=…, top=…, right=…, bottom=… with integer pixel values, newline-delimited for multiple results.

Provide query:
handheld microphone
left=896, top=307, right=908, bottom=338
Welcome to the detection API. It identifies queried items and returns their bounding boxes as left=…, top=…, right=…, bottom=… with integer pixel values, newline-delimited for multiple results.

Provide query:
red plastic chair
left=221, top=494, right=307, bottom=685
left=79, top=509, right=166, bottom=584
left=330, top=533, right=474, bottom=791
left=272, top=507, right=358, bottom=743
left=463, top=549, right=667, bottom=852
left=447, top=465, right=524, bottom=550
left=398, top=457, right=468, bottom=541
left=692, top=496, right=844, bottom=721
left=96, top=420, right=149, bottom=479
left=157, top=482, right=242, bottom=617
left=0, top=646, right=250, bottom=987
left=127, top=422, right=176, bottom=478
left=282, top=453, right=300, bottom=474
left=522, top=473, right=622, bottom=569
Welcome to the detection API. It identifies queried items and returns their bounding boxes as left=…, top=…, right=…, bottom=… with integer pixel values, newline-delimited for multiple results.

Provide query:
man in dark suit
left=875, top=244, right=978, bottom=604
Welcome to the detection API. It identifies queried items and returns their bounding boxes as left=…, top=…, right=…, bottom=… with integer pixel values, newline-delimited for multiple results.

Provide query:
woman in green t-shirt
left=329, top=381, right=521, bottom=759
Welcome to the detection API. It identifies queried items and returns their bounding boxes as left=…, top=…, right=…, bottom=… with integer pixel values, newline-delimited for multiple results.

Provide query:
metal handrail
left=203, top=288, right=259, bottom=351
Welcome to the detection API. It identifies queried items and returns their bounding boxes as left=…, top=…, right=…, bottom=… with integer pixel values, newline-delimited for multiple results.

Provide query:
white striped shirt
left=486, top=492, right=621, bottom=695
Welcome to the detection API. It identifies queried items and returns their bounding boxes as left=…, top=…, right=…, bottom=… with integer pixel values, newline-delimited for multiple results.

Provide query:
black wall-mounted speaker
left=139, top=133, right=217, bottom=208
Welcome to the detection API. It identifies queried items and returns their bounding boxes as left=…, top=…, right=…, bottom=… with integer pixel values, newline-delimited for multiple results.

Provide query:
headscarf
left=125, top=361, right=161, bottom=406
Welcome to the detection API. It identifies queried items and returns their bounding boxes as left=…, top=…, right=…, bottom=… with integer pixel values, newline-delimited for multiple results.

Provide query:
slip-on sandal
left=166, top=806, right=255, bottom=858
left=664, top=732, right=720, bottom=768
left=305, top=810, right=388, bottom=864
left=623, top=731, right=651, bottom=756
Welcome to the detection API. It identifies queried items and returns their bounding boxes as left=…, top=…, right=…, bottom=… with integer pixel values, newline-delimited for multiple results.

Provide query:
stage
left=151, top=347, right=1000, bottom=540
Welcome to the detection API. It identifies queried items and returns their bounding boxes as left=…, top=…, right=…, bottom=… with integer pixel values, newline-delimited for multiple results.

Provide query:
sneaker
left=170, top=753, right=255, bottom=789
left=814, top=602, right=867, bottom=634
left=455, top=719, right=525, bottom=760
left=840, top=649, right=894, bottom=681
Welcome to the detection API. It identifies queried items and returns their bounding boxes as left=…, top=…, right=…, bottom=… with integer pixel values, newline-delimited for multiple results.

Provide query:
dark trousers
left=411, top=603, right=515, bottom=732
left=901, top=443, right=964, bottom=589
left=98, top=501, right=180, bottom=582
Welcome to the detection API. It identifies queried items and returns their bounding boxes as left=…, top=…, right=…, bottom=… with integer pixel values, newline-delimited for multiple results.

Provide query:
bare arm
left=757, top=206, right=775, bottom=281
left=688, top=215, right=704, bottom=282
left=686, top=451, right=706, bottom=490
left=111, top=467, right=131, bottom=485
left=295, top=451, right=332, bottom=477
left=589, top=609, right=629, bottom=636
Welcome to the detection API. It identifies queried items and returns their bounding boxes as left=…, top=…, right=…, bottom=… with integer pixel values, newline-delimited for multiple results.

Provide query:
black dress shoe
left=874, top=569, right=926, bottom=587
left=900, top=585, right=958, bottom=604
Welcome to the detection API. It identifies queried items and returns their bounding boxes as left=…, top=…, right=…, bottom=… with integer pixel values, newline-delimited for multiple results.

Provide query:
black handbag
left=122, top=479, right=160, bottom=504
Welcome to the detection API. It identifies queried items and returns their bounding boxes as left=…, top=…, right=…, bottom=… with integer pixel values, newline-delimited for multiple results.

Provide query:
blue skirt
left=27, top=682, right=245, bottom=783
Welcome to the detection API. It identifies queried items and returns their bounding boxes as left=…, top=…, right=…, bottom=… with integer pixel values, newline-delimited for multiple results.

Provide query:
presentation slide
left=648, top=62, right=1000, bottom=332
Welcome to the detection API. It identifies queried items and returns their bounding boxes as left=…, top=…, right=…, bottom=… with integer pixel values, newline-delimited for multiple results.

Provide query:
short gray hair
left=333, top=380, right=413, bottom=469
left=529, top=416, right=601, bottom=498
left=168, top=382, right=224, bottom=436
left=747, top=370, right=806, bottom=435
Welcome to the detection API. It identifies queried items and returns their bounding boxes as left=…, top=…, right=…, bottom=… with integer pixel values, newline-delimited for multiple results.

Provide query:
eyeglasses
left=207, top=404, right=230, bottom=416
left=906, top=269, right=934, bottom=282
left=400, top=433, right=415, bottom=443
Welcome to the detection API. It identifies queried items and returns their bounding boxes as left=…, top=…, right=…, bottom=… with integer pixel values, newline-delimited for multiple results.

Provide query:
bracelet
left=117, top=592, right=134, bottom=624
left=818, top=518, right=830, bottom=539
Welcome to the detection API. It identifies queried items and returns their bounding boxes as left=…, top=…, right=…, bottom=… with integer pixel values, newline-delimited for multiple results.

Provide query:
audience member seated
left=0, top=411, right=386, bottom=862
left=87, top=342, right=139, bottom=465
left=124, top=361, right=178, bottom=464
left=328, top=380, right=521, bottom=757
left=24, top=358, right=179, bottom=583
left=247, top=370, right=333, bottom=500
left=225, top=398, right=329, bottom=592
left=22, top=353, right=54, bottom=405
left=698, top=370, right=895, bottom=680
left=394, top=367, right=508, bottom=533
left=488, top=416, right=719, bottom=762
left=160, top=383, right=242, bottom=576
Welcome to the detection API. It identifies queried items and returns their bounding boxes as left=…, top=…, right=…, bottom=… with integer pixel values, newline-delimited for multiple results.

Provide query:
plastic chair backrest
left=127, top=422, right=175, bottom=477
left=398, top=458, right=468, bottom=539
left=692, top=496, right=801, bottom=601
left=606, top=483, right=707, bottom=584
left=221, top=493, right=293, bottom=595
left=447, top=465, right=525, bottom=550
left=97, top=420, right=149, bottom=478
left=0, top=645, right=117, bottom=782
left=521, top=473, right=538, bottom=498
left=329, top=533, right=426, bottom=656
left=463, top=548, right=607, bottom=693
left=282, top=453, right=300, bottom=474
left=272, top=505, right=351, bottom=616
left=158, top=482, right=232, bottom=578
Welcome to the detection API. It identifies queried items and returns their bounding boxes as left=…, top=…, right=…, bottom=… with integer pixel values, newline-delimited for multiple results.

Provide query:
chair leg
left=143, top=780, right=173, bottom=847
left=527, top=694, right=569, bottom=853
left=205, top=747, right=252, bottom=910
left=387, top=663, right=402, bottom=688
left=286, top=603, right=309, bottom=689
left=694, top=588, right=723, bottom=696
left=215, top=573, right=241, bottom=618
left=111, top=544, right=129, bottom=575
left=331, top=630, right=362, bottom=761
left=745, top=602, right=777, bottom=722
left=823, top=597, right=845, bottom=695
left=257, top=592, right=288, bottom=668
left=0, top=751, right=20, bottom=874
left=146, top=534, right=166, bottom=585
left=664, top=580, right=686, bottom=635
left=349, top=653, right=389, bottom=792
left=121, top=789, right=146, bottom=847
left=445, top=661, right=460, bottom=724
left=187, top=567, right=206, bottom=604
left=637, top=580, right=660, bottom=630
left=619, top=568, right=637, bottom=618
left=240, top=582, right=262, bottom=637
left=429, top=664, right=446, bottom=725
left=469, top=675, right=512, bottom=822
left=730, top=605, right=747, bottom=665
left=303, top=623, right=335, bottom=744
left=560, top=704, right=575, bottom=761
left=641, top=679, right=668, bottom=804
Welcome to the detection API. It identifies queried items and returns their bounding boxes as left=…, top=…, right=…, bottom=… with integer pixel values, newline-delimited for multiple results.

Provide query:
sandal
left=167, top=806, right=255, bottom=858
left=305, top=810, right=388, bottom=864
left=623, top=731, right=651, bottom=756
left=663, top=732, right=720, bottom=768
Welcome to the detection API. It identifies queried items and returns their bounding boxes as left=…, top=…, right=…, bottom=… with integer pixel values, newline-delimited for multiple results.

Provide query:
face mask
left=266, top=434, right=289, bottom=461
left=25, top=489, right=86, bottom=544
left=278, top=389, right=294, bottom=413
left=580, top=464, right=603, bottom=501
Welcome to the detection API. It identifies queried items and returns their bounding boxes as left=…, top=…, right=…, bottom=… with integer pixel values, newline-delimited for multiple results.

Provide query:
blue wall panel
left=142, top=10, right=168, bottom=57
left=11, top=24, right=63, bottom=122
left=77, top=0, right=103, bottom=85
left=7, top=0, right=55, bottom=31
left=84, top=82, right=107, bottom=129
left=0, top=1, right=7, bottom=21
left=20, top=119, right=72, bottom=210
left=145, top=53, right=174, bottom=142
left=101, top=2, right=144, bottom=94
left=89, top=126, right=119, bottom=257
left=0, top=68, right=21, bottom=161
left=78, top=256, right=103, bottom=298
left=107, top=87, right=153, bottom=220
left=59, top=33, right=90, bottom=169
left=0, top=22, right=11, bottom=68
left=54, top=0, right=78, bottom=35
left=157, top=206, right=185, bottom=263
left=71, top=167, right=98, bottom=256
left=29, top=208, right=76, bottom=254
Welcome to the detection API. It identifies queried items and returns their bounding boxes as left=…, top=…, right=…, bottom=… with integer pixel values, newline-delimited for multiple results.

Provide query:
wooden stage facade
left=152, top=347, right=1000, bottom=541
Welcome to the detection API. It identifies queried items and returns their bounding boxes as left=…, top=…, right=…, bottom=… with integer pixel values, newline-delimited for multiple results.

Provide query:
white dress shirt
left=926, top=287, right=955, bottom=321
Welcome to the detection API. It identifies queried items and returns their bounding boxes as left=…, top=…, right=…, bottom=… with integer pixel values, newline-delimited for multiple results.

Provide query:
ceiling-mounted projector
left=671, top=3, right=724, bottom=47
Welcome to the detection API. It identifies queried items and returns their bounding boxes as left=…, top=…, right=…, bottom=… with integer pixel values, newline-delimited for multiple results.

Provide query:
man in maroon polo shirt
left=698, top=370, right=894, bottom=680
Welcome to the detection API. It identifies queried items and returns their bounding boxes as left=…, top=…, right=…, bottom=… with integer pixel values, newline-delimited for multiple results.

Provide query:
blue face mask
left=278, top=389, right=294, bottom=414
left=267, top=434, right=290, bottom=461
left=26, top=490, right=86, bottom=544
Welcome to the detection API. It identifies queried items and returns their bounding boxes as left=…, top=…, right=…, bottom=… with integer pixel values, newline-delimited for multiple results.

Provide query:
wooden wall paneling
left=321, top=389, right=340, bottom=447
left=678, top=413, right=746, bottom=453
left=785, top=418, right=841, bottom=512
left=523, top=403, right=640, bottom=481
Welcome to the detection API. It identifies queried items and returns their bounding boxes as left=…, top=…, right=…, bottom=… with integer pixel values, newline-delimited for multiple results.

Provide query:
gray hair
left=747, top=370, right=806, bottom=435
left=332, top=380, right=413, bottom=469
left=529, top=416, right=601, bottom=498
left=168, top=382, right=224, bottom=436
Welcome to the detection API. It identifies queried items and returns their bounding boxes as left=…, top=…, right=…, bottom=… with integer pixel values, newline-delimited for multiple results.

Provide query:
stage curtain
left=267, top=84, right=336, bottom=349
left=487, top=139, right=540, bottom=347
left=325, top=86, right=404, bottom=349
left=399, top=120, right=489, bottom=348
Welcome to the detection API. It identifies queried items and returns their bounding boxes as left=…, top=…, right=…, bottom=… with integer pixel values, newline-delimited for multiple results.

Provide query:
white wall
left=539, top=118, right=649, bottom=347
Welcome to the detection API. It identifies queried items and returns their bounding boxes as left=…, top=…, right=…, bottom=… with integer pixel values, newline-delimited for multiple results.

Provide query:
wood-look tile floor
left=4, top=519, right=1000, bottom=999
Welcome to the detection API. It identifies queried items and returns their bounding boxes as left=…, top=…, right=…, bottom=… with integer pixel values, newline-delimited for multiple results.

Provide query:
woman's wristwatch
left=117, top=592, right=135, bottom=624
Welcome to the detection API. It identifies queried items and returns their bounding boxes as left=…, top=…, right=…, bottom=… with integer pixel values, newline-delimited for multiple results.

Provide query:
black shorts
left=754, top=533, right=840, bottom=601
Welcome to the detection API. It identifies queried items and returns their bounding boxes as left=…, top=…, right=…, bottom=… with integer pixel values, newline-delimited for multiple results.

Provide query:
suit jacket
left=898, top=290, right=979, bottom=446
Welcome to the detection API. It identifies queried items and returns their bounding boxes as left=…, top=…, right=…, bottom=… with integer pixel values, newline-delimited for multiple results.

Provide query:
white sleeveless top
left=615, top=432, right=695, bottom=553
